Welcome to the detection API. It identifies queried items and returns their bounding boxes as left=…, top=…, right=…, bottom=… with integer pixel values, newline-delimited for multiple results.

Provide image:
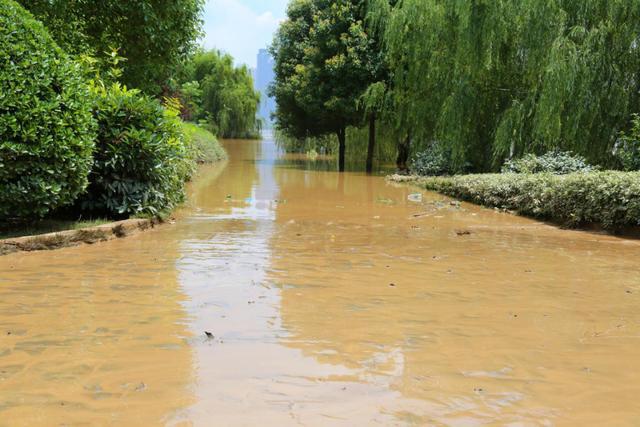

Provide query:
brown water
left=1, top=135, right=640, bottom=426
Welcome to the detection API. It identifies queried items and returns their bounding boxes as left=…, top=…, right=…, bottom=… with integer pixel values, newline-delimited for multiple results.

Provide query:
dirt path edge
left=0, top=218, right=162, bottom=256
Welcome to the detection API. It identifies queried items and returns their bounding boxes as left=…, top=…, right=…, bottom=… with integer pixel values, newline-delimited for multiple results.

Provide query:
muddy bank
left=0, top=218, right=162, bottom=256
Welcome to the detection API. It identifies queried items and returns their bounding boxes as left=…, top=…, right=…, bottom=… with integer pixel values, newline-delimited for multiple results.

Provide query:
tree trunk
left=337, top=127, right=346, bottom=172
left=366, top=115, right=376, bottom=174
left=396, top=133, right=411, bottom=172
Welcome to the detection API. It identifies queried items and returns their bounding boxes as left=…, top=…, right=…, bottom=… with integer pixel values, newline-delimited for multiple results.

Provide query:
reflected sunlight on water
left=1, top=134, right=639, bottom=425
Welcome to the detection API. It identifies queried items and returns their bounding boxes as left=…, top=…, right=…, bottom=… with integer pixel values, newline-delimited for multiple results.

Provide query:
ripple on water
left=0, top=137, right=639, bottom=425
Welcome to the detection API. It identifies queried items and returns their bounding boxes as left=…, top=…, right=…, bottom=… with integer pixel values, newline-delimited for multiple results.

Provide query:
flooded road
left=1, top=135, right=640, bottom=426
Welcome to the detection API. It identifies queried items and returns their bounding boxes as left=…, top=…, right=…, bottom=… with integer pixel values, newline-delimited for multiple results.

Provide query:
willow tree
left=271, top=0, right=383, bottom=172
left=377, top=0, right=640, bottom=170
left=180, top=50, right=261, bottom=138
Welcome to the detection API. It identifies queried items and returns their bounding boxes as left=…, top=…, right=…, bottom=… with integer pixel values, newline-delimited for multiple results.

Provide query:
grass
left=182, top=122, right=227, bottom=163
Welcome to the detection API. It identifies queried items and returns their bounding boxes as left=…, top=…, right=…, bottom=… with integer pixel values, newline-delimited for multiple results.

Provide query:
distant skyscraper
left=256, top=49, right=276, bottom=127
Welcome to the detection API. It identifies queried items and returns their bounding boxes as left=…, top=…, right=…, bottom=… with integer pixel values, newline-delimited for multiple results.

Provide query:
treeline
left=178, top=50, right=261, bottom=139
left=1, top=0, right=258, bottom=224
left=19, top=0, right=261, bottom=138
left=271, top=0, right=640, bottom=174
left=19, top=0, right=204, bottom=95
left=271, top=0, right=386, bottom=172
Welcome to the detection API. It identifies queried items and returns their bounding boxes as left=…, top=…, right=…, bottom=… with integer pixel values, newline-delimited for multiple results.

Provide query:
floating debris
left=408, top=193, right=423, bottom=203
left=412, top=212, right=431, bottom=218
left=376, top=197, right=395, bottom=205
left=204, top=331, right=214, bottom=339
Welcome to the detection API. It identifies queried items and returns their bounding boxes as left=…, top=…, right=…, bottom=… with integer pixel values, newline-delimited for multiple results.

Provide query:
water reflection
left=178, top=136, right=640, bottom=425
left=176, top=138, right=419, bottom=425
left=273, top=153, right=394, bottom=175
left=1, top=135, right=639, bottom=425
left=266, top=140, right=640, bottom=425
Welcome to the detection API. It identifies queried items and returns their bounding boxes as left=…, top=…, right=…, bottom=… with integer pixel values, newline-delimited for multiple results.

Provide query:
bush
left=410, top=142, right=455, bottom=176
left=614, top=114, right=640, bottom=171
left=407, top=172, right=640, bottom=230
left=0, top=0, right=95, bottom=221
left=182, top=122, right=226, bottom=163
left=502, top=150, right=595, bottom=174
left=78, top=84, right=193, bottom=217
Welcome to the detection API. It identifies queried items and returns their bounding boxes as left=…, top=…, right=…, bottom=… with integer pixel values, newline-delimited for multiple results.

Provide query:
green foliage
left=179, top=50, right=261, bottom=138
left=179, top=81, right=204, bottom=121
left=360, top=82, right=387, bottom=118
left=374, top=0, right=640, bottom=171
left=344, top=126, right=396, bottom=164
left=78, top=84, right=193, bottom=217
left=182, top=122, right=227, bottom=163
left=275, top=126, right=398, bottom=164
left=271, top=0, right=387, bottom=170
left=19, top=0, right=205, bottom=95
left=410, top=172, right=640, bottom=230
left=410, top=142, right=457, bottom=176
left=615, top=114, right=640, bottom=171
left=275, top=131, right=337, bottom=155
left=271, top=0, right=323, bottom=139
left=502, top=151, right=595, bottom=175
left=0, top=0, right=95, bottom=221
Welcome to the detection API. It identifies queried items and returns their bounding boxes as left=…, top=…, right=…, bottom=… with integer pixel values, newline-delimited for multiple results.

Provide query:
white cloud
left=201, top=0, right=285, bottom=68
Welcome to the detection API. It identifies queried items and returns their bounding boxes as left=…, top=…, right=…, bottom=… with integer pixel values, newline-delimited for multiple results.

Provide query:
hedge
left=396, top=172, right=640, bottom=230
left=501, top=150, right=596, bottom=174
left=77, top=84, right=193, bottom=218
left=182, top=122, right=227, bottom=163
left=0, top=0, right=95, bottom=221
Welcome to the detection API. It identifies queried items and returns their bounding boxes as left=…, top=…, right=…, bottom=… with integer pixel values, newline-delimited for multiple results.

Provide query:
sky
left=202, top=0, right=289, bottom=68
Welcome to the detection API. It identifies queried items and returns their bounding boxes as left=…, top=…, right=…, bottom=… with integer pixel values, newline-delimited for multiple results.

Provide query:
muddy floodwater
left=1, top=135, right=640, bottom=426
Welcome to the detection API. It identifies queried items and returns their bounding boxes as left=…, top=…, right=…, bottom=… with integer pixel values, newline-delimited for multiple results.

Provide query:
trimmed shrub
left=78, top=84, right=193, bottom=217
left=0, top=0, right=95, bottom=221
left=406, top=172, right=640, bottom=230
left=502, top=150, right=595, bottom=174
left=410, top=142, right=456, bottom=176
left=182, top=122, right=226, bottom=163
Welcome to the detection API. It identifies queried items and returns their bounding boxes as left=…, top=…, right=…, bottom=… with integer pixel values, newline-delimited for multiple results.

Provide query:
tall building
left=255, top=49, right=276, bottom=127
